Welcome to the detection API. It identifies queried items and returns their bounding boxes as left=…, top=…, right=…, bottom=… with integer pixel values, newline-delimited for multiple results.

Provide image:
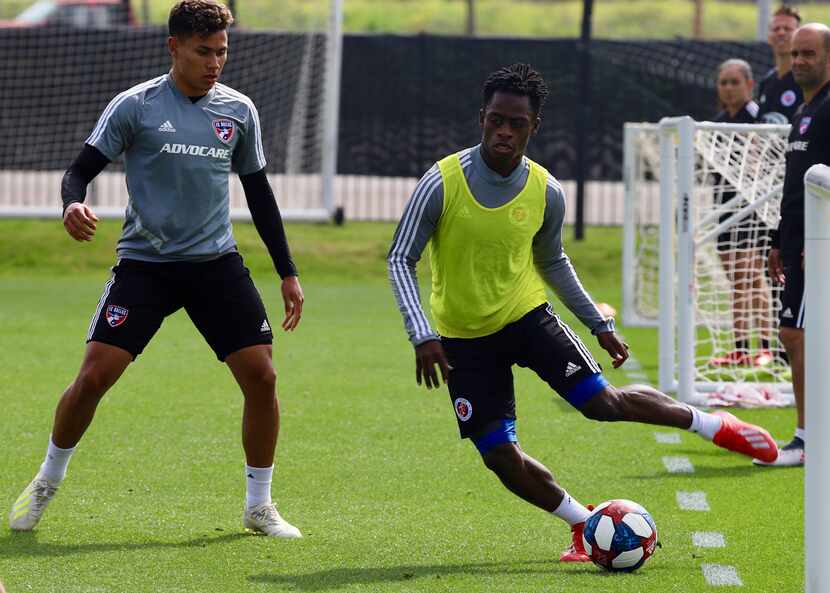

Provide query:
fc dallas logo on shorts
left=454, top=397, right=473, bottom=422
left=105, top=305, right=129, bottom=327
left=212, top=119, right=235, bottom=144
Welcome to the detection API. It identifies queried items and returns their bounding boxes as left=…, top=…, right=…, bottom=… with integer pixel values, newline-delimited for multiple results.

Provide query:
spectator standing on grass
left=757, top=23, right=830, bottom=468
left=708, top=59, right=775, bottom=369
left=758, top=5, right=804, bottom=124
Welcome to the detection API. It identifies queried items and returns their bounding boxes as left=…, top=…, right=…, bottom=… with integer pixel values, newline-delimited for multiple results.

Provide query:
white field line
left=693, top=532, right=726, bottom=548
left=702, top=564, right=743, bottom=586
left=676, top=491, right=710, bottom=511
left=662, top=456, right=694, bottom=473
left=654, top=432, right=681, bottom=444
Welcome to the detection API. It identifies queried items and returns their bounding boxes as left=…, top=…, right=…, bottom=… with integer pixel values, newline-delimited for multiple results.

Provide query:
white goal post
left=626, top=116, right=793, bottom=404
left=622, top=123, right=661, bottom=328
left=805, top=164, right=830, bottom=593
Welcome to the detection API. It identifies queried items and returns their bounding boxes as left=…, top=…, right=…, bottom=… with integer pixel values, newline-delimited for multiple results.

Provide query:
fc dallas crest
left=106, top=305, right=128, bottom=328
left=212, top=118, right=235, bottom=144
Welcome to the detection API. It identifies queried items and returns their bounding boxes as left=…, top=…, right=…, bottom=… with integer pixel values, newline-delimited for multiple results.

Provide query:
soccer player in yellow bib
left=387, top=63, right=781, bottom=562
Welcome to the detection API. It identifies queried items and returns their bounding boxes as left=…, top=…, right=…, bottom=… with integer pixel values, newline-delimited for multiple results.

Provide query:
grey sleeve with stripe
left=387, top=165, right=444, bottom=346
left=534, top=179, right=613, bottom=334
left=85, top=91, right=139, bottom=161
left=232, top=102, right=267, bottom=175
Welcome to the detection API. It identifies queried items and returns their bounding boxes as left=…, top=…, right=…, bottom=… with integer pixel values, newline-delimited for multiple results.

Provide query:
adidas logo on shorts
left=260, top=319, right=271, bottom=333
left=158, top=120, right=177, bottom=133
left=565, top=361, right=582, bottom=378
left=782, top=308, right=794, bottom=319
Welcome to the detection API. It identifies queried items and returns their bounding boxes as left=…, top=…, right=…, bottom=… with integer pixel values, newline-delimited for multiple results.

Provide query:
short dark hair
left=773, top=5, right=801, bottom=24
left=482, top=63, right=549, bottom=116
left=168, top=0, right=233, bottom=38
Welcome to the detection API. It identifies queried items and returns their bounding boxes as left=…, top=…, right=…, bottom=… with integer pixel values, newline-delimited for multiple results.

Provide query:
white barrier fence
left=0, top=171, right=644, bottom=225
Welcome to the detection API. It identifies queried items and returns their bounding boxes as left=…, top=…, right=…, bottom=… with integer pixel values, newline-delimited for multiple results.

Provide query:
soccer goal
left=622, top=123, right=662, bottom=327
left=0, top=0, right=343, bottom=222
left=639, top=116, right=792, bottom=404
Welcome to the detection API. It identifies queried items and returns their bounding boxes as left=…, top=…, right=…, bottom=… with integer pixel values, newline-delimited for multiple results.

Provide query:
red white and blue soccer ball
left=582, top=499, right=658, bottom=572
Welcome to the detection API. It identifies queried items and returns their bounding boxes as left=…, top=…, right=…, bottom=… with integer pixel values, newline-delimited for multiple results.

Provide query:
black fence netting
left=0, top=26, right=327, bottom=173
left=0, top=27, right=772, bottom=181
left=339, top=35, right=772, bottom=179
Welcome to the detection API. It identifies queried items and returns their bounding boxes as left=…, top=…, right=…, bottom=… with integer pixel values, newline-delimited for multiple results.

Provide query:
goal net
left=629, top=117, right=792, bottom=405
left=622, top=123, right=661, bottom=327
left=0, top=1, right=342, bottom=221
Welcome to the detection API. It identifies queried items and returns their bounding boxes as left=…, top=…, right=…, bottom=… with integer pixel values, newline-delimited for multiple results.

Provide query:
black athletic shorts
left=715, top=217, right=771, bottom=254
left=441, top=303, right=606, bottom=439
left=779, top=249, right=805, bottom=329
left=87, top=252, right=273, bottom=360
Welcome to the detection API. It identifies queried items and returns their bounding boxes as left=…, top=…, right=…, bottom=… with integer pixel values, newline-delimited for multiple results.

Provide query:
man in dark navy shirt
left=758, top=23, right=830, bottom=467
left=757, top=5, right=803, bottom=124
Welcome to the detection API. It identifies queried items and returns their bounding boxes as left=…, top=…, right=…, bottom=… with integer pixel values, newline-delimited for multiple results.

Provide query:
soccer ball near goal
left=582, top=499, right=658, bottom=572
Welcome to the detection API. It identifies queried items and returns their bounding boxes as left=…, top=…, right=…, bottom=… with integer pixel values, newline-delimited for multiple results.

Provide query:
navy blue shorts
left=87, top=252, right=273, bottom=361
left=779, top=250, right=805, bottom=329
left=441, top=304, right=607, bottom=440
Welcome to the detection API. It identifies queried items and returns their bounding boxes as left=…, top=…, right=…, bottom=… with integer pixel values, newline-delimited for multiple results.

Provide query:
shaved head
left=792, top=23, right=830, bottom=98
left=797, top=22, right=830, bottom=51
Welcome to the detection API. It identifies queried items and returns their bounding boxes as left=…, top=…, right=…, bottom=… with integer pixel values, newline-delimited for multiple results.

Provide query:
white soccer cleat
left=243, top=503, right=302, bottom=538
left=9, top=473, right=59, bottom=531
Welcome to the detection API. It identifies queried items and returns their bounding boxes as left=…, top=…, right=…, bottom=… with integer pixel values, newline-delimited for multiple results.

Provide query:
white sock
left=245, top=464, right=273, bottom=509
left=685, top=405, right=723, bottom=441
left=795, top=427, right=806, bottom=442
left=551, top=491, right=590, bottom=526
left=39, top=436, right=76, bottom=484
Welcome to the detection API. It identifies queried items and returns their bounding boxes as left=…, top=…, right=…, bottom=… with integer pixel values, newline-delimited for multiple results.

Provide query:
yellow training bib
left=429, top=152, right=549, bottom=338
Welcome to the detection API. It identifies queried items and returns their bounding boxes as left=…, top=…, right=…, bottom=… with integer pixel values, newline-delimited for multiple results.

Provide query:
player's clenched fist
left=63, top=202, right=99, bottom=242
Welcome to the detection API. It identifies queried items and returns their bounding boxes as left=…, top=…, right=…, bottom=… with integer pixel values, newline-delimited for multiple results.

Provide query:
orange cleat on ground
left=712, top=411, right=779, bottom=463
left=560, top=504, right=595, bottom=563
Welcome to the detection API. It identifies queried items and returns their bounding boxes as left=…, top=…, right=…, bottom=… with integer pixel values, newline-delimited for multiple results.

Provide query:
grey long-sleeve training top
left=388, top=145, right=612, bottom=346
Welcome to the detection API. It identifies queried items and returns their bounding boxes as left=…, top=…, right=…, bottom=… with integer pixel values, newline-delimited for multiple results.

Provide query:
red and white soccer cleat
left=560, top=504, right=594, bottom=563
left=560, top=521, right=591, bottom=562
left=709, top=350, right=752, bottom=367
left=712, top=411, right=779, bottom=463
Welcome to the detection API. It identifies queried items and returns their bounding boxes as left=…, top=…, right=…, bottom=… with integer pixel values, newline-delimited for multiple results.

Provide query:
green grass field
left=0, top=220, right=802, bottom=592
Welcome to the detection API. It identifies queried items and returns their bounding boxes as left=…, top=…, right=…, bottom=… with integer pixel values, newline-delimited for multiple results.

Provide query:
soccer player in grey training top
left=9, top=0, right=304, bottom=538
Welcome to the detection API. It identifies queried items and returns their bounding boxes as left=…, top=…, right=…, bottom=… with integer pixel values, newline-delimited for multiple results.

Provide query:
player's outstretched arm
left=60, top=144, right=109, bottom=242
left=240, top=169, right=302, bottom=331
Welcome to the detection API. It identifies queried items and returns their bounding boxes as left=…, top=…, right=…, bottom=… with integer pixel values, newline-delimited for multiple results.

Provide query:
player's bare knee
left=258, top=366, right=277, bottom=390
left=580, top=387, right=624, bottom=422
left=239, top=365, right=277, bottom=400
left=481, top=444, right=521, bottom=475
left=779, top=327, right=803, bottom=351
left=72, top=366, right=112, bottom=400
